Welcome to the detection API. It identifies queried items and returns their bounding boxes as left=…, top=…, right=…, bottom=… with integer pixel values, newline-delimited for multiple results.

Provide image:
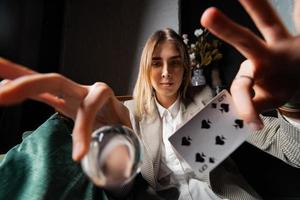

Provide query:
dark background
left=0, top=0, right=63, bottom=153
left=0, top=0, right=300, bottom=199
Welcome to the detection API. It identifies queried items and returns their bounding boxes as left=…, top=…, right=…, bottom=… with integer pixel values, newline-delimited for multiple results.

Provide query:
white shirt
left=155, top=98, right=224, bottom=200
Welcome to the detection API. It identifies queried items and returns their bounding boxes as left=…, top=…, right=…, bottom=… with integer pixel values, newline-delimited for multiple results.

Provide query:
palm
left=255, top=37, right=300, bottom=110
left=201, top=0, right=300, bottom=127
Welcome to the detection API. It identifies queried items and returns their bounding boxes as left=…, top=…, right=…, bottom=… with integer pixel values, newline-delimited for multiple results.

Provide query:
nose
left=161, top=63, right=171, bottom=78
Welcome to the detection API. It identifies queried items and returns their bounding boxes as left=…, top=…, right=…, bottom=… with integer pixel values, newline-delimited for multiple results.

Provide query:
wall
left=0, top=0, right=64, bottom=153
left=60, top=0, right=179, bottom=95
left=270, top=0, right=297, bottom=34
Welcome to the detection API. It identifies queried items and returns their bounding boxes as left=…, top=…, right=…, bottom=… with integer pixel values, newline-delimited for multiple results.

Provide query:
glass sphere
left=81, top=125, right=143, bottom=187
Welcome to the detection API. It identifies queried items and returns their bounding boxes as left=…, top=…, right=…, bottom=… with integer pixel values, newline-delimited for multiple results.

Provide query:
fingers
left=251, top=86, right=276, bottom=114
left=201, top=7, right=267, bottom=61
left=0, top=74, right=64, bottom=103
left=0, top=58, right=69, bottom=109
left=0, top=73, right=87, bottom=114
left=251, top=85, right=289, bottom=116
left=0, top=74, right=53, bottom=105
left=35, top=93, right=66, bottom=110
left=230, top=60, right=264, bottom=130
left=0, top=57, right=36, bottom=79
left=239, top=0, right=290, bottom=42
left=72, top=83, right=114, bottom=161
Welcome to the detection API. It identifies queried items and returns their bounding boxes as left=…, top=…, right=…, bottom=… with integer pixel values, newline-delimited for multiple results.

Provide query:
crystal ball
left=81, top=125, right=143, bottom=187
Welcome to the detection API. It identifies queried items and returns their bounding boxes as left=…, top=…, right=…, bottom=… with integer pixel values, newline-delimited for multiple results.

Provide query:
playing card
left=169, top=89, right=251, bottom=178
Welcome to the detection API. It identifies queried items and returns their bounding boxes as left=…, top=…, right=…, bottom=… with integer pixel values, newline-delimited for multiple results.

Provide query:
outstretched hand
left=0, top=58, right=131, bottom=161
left=201, top=0, right=300, bottom=130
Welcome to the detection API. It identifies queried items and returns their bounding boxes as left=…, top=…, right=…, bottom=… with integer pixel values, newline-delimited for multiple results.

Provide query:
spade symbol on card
left=201, top=119, right=211, bottom=129
left=233, top=119, right=244, bottom=129
left=211, top=103, right=217, bottom=109
left=209, top=157, right=215, bottom=164
left=219, top=103, right=229, bottom=113
left=195, top=152, right=206, bottom=163
left=181, top=136, right=192, bottom=146
left=215, top=135, right=226, bottom=145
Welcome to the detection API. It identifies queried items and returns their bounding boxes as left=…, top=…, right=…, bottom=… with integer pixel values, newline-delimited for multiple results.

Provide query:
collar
left=155, top=96, right=181, bottom=119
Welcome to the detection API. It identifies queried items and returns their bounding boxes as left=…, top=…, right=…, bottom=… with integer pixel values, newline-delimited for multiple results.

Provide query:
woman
left=121, top=29, right=300, bottom=199
left=124, top=28, right=217, bottom=199
left=1, top=27, right=300, bottom=200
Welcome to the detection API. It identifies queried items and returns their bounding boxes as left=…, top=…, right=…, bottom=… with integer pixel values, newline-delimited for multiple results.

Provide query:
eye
left=169, top=59, right=182, bottom=67
left=151, top=60, right=162, bottom=67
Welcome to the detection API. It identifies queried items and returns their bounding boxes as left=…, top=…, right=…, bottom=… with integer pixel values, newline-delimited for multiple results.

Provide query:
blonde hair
left=133, top=28, right=191, bottom=119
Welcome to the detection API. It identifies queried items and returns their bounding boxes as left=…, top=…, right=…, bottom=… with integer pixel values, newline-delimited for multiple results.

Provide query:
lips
left=160, top=82, right=173, bottom=86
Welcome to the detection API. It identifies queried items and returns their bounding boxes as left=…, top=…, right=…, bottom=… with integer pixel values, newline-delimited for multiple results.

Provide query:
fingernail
left=248, top=121, right=264, bottom=131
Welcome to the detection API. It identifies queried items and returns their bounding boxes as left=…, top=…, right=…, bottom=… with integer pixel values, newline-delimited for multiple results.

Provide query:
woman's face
left=150, top=41, right=184, bottom=107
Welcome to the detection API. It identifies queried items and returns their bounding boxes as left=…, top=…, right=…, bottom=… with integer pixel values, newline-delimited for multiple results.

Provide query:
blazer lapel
left=139, top=113, right=163, bottom=189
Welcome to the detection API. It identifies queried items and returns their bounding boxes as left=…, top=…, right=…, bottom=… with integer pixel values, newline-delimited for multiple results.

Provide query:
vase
left=191, top=68, right=206, bottom=86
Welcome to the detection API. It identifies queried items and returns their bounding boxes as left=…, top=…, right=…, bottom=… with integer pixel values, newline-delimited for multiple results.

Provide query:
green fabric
left=0, top=113, right=108, bottom=200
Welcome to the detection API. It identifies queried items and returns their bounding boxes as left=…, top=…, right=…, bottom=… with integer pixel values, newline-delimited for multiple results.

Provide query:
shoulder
left=123, top=99, right=139, bottom=123
left=124, top=99, right=135, bottom=112
left=187, top=85, right=214, bottom=106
